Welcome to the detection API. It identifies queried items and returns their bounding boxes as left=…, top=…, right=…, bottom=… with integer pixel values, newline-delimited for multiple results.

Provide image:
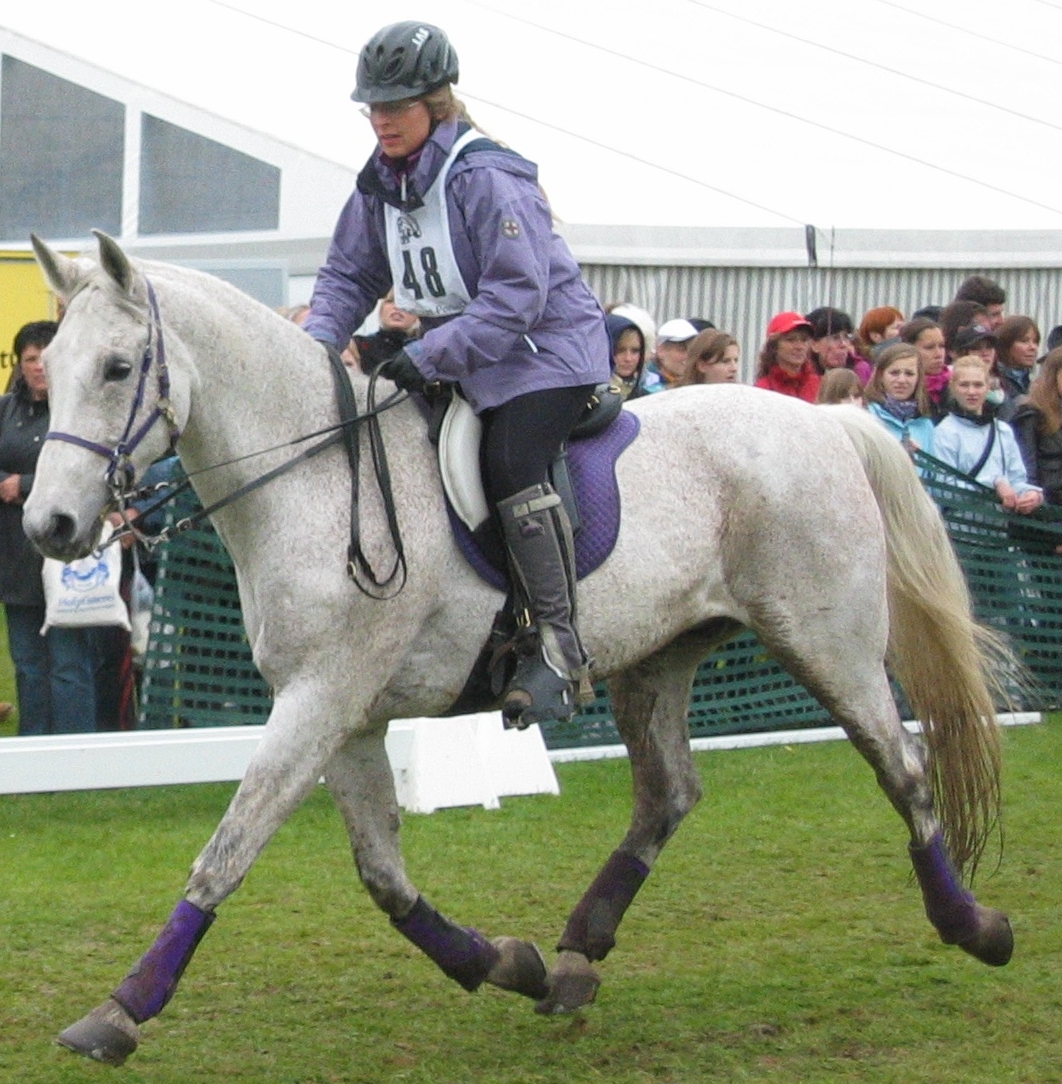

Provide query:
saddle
left=430, top=386, right=639, bottom=717
left=433, top=387, right=638, bottom=591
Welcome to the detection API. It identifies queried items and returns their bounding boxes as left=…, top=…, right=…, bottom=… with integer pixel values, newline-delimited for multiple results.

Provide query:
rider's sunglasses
left=359, top=99, right=422, bottom=120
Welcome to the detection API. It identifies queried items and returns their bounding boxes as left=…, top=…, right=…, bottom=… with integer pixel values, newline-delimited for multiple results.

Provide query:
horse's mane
left=107, top=256, right=363, bottom=387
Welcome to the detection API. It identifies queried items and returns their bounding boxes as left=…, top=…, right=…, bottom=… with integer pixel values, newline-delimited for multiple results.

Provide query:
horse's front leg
left=324, top=730, right=549, bottom=1000
left=538, top=641, right=706, bottom=1014
left=56, top=690, right=349, bottom=1066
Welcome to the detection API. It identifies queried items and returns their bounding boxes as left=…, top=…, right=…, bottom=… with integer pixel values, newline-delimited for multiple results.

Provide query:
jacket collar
left=356, top=119, right=464, bottom=212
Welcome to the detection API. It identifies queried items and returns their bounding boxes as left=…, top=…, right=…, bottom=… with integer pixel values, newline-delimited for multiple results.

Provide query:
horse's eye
left=103, top=357, right=133, bottom=382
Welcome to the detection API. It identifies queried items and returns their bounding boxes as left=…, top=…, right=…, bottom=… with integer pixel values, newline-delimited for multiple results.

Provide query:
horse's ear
left=93, top=230, right=139, bottom=297
left=30, top=233, right=85, bottom=301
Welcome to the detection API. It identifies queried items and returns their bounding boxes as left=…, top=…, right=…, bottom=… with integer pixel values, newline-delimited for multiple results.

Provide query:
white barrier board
left=0, top=713, right=1039, bottom=808
left=0, top=712, right=560, bottom=813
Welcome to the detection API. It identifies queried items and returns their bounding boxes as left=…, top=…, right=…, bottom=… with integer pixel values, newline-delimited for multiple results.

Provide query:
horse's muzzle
left=23, top=506, right=100, bottom=563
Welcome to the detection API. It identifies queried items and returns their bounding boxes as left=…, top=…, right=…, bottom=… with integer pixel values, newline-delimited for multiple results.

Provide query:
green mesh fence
left=139, top=484, right=272, bottom=729
left=915, top=450, right=1062, bottom=706
left=139, top=457, right=1062, bottom=743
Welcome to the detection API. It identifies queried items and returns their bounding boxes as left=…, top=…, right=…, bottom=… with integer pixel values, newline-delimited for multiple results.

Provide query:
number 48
left=401, top=247, right=446, bottom=300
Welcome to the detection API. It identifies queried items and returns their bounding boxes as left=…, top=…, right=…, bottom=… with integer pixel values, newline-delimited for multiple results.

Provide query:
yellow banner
left=0, top=250, right=61, bottom=391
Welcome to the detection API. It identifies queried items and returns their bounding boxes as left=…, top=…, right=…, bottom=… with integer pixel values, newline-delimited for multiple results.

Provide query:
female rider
left=304, top=22, right=610, bottom=728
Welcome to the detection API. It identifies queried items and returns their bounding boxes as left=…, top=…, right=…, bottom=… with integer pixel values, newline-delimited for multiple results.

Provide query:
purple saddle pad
left=448, top=409, right=640, bottom=591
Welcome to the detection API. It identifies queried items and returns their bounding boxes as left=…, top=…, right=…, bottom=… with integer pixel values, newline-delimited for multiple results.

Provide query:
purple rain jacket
left=304, top=120, right=610, bottom=413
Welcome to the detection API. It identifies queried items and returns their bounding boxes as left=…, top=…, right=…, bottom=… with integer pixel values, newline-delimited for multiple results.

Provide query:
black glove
left=378, top=348, right=427, bottom=394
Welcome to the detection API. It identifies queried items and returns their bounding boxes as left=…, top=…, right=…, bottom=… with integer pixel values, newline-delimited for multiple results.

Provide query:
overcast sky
left=5, top=0, right=1062, bottom=231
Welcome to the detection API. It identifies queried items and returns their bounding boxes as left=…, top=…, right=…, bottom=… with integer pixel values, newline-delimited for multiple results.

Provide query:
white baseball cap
left=656, top=318, right=699, bottom=343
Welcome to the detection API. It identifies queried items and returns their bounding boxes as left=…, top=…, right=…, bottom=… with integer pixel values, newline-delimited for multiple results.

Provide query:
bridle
left=44, top=279, right=180, bottom=501
left=44, top=274, right=410, bottom=599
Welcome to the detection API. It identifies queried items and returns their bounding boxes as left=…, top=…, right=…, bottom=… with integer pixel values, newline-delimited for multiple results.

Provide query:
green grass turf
left=1, top=718, right=1060, bottom=1082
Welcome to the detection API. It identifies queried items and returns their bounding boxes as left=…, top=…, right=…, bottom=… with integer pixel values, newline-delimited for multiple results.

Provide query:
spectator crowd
left=603, top=274, right=1062, bottom=519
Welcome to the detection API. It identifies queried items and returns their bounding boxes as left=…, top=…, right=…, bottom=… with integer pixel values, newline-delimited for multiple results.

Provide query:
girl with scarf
left=864, top=343, right=935, bottom=458
left=901, top=317, right=950, bottom=421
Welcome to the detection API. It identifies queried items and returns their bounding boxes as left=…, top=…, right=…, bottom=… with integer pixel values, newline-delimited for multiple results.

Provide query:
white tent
left=5, top=0, right=1062, bottom=233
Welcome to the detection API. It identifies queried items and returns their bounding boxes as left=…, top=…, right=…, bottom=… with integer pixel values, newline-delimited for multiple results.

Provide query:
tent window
left=139, top=115, right=279, bottom=235
left=0, top=56, right=124, bottom=241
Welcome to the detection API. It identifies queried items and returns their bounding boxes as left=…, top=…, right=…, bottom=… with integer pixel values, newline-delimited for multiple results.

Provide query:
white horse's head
left=23, top=232, right=192, bottom=561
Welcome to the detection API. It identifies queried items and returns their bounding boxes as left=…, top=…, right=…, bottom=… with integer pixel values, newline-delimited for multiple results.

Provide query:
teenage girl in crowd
left=994, top=315, right=1040, bottom=415
left=678, top=329, right=740, bottom=386
left=1011, top=347, right=1062, bottom=506
left=934, top=356, right=1043, bottom=514
left=857, top=306, right=904, bottom=361
left=605, top=312, right=647, bottom=400
left=816, top=368, right=865, bottom=405
left=900, top=317, right=949, bottom=420
left=863, top=343, right=935, bottom=456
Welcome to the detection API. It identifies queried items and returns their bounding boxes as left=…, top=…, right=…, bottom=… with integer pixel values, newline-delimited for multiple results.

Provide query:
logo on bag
left=61, top=557, right=110, bottom=592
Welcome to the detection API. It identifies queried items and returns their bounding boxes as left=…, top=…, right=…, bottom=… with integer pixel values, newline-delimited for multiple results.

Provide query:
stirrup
left=501, top=641, right=577, bottom=730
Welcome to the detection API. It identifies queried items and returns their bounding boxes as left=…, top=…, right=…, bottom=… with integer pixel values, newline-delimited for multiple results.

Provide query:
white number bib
left=384, top=129, right=479, bottom=318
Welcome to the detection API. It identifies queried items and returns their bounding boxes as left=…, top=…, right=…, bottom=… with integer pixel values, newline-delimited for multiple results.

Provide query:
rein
left=116, top=381, right=407, bottom=559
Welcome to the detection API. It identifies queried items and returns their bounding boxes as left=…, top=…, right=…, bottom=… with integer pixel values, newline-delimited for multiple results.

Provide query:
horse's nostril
left=50, top=513, right=78, bottom=547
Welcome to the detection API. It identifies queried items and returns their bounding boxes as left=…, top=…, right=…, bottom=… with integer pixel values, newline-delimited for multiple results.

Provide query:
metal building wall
left=582, top=263, right=1062, bottom=383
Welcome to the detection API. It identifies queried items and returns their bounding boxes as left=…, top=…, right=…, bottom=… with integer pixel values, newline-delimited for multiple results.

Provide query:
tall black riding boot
left=497, top=483, right=589, bottom=728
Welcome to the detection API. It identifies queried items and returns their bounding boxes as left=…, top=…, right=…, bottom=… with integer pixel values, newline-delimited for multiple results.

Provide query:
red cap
left=767, top=311, right=813, bottom=337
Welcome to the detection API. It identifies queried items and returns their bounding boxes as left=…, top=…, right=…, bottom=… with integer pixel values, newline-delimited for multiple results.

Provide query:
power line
left=202, top=0, right=354, bottom=55
left=203, top=0, right=1062, bottom=222
left=457, top=0, right=1062, bottom=220
left=461, top=93, right=805, bottom=225
left=687, top=0, right=1062, bottom=137
left=868, top=0, right=1062, bottom=68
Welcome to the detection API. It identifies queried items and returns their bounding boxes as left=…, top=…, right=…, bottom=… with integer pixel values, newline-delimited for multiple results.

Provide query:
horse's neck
left=165, top=278, right=350, bottom=490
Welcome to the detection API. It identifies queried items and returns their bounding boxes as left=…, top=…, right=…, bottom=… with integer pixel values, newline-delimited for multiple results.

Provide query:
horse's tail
left=831, top=406, right=1012, bottom=880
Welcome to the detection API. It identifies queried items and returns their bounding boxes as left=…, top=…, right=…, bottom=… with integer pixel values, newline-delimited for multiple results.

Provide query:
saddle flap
left=438, top=393, right=490, bottom=531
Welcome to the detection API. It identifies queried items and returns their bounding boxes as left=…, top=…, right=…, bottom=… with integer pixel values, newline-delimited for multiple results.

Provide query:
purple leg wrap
left=392, top=896, right=499, bottom=992
left=112, top=899, right=215, bottom=1023
left=909, top=834, right=979, bottom=944
left=557, top=850, right=650, bottom=961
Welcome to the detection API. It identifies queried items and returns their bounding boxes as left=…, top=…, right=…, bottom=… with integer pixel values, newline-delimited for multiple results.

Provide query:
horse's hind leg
left=323, top=730, right=549, bottom=1000
left=538, top=635, right=708, bottom=1014
left=842, top=679, right=1011, bottom=965
left=57, top=692, right=350, bottom=1065
left=770, top=641, right=1012, bottom=968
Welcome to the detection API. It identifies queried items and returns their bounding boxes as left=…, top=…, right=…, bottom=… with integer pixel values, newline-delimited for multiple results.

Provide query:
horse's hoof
left=958, top=905, right=1014, bottom=967
left=487, top=937, right=550, bottom=999
left=56, top=998, right=140, bottom=1066
left=535, top=950, right=601, bottom=1015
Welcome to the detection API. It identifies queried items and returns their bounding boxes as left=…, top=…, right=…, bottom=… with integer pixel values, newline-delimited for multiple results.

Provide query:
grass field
left=3, top=718, right=1062, bottom=1083
left=0, top=606, right=15, bottom=736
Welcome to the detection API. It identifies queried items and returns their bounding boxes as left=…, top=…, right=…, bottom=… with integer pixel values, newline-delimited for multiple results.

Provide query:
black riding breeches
left=479, top=384, right=596, bottom=506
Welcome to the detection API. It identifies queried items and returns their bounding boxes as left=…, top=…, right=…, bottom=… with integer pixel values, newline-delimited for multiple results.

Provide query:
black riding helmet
left=352, top=22, right=459, bottom=104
